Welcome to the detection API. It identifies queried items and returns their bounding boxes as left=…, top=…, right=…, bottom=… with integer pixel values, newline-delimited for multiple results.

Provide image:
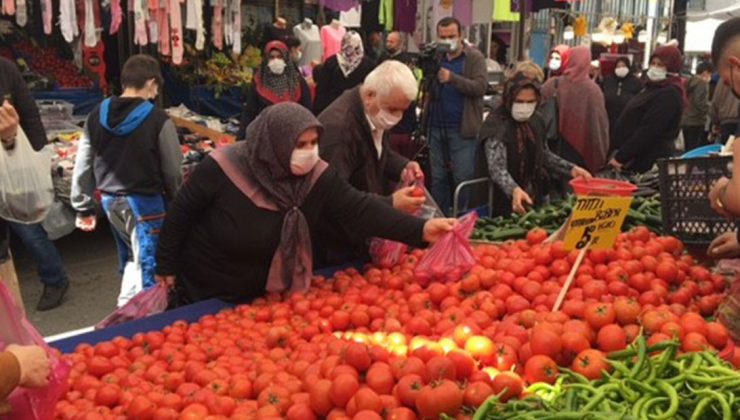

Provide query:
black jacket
left=313, top=55, right=376, bottom=115
left=613, top=85, right=683, bottom=173
left=0, top=57, right=47, bottom=150
left=155, top=157, right=425, bottom=303
left=601, top=74, right=642, bottom=147
left=71, top=97, right=183, bottom=215
left=237, top=77, right=312, bottom=140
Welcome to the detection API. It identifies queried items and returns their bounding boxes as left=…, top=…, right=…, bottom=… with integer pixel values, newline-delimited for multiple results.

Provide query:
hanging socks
left=110, top=0, right=122, bottom=34
left=170, top=0, right=184, bottom=64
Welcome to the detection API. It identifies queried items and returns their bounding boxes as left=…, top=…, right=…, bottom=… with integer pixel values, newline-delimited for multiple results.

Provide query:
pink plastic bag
left=0, top=282, right=70, bottom=420
left=95, top=285, right=169, bottom=330
left=369, top=178, right=442, bottom=268
left=414, top=212, right=478, bottom=286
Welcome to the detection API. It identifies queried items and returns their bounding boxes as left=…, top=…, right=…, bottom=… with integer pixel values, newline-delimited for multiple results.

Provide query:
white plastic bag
left=41, top=200, right=76, bottom=240
left=0, top=128, right=54, bottom=224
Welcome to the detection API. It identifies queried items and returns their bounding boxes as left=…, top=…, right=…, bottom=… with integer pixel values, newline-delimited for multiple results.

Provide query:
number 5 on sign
left=563, top=196, right=633, bottom=251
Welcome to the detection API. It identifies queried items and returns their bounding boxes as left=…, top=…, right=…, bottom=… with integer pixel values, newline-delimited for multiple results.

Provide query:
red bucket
left=570, top=178, right=637, bottom=197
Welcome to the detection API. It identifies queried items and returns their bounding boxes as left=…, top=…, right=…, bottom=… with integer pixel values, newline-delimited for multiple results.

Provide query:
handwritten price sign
left=564, top=196, right=633, bottom=250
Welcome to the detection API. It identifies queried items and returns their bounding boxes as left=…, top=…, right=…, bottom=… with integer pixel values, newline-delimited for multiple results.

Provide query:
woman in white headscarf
left=313, top=31, right=376, bottom=115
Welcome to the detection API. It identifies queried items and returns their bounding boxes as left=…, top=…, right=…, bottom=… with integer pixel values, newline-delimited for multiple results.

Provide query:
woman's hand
left=707, top=231, right=740, bottom=258
left=422, top=218, right=457, bottom=243
left=608, top=158, right=623, bottom=171
left=512, top=187, right=533, bottom=215
left=6, top=344, right=50, bottom=388
left=709, top=177, right=734, bottom=218
left=393, top=186, right=425, bottom=214
left=75, top=215, right=97, bottom=232
left=155, top=275, right=176, bottom=289
left=570, top=166, right=592, bottom=181
left=402, top=161, right=424, bottom=182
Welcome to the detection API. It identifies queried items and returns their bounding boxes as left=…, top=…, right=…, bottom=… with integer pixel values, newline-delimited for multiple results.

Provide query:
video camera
left=417, top=42, right=452, bottom=79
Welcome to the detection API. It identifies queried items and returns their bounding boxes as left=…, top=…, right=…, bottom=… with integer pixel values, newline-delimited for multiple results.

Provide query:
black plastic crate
left=658, top=156, right=736, bottom=246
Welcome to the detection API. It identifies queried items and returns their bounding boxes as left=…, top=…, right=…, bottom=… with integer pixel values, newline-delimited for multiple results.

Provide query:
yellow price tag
left=564, top=196, right=633, bottom=250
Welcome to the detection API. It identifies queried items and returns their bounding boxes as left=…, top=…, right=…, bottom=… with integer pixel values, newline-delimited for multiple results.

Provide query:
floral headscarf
left=336, top=31, right=365, bottom=77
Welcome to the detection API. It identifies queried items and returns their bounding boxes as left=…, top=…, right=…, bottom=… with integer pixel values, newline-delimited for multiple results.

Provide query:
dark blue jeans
left=429, top=126, right=477, bottom=215
left=7, top=222, right=67, bottom=287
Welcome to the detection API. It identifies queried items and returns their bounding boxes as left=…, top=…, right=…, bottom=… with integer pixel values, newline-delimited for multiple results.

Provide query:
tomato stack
left=54, top=227, right=739, bottom=419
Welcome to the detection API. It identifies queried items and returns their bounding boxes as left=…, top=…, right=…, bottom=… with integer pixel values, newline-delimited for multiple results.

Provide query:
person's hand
left=571, top=166, right=592, bottom=181
left=438, top=68, right=451, bottom=84
left=709, top=177, right=733, bottom=218
left=0, top=100, right=19, bottom=144
left=402, top=161, right=424, bottom=182
left=6, top=344, right=50, bottom=388
left=707, top=231, right=740, bottom=259
left=155, top=274, right=175, bottom=289
left=392, top=186, right=425, bottom=214
left=608, top=158, right=623, bottom=171
left=75, top=215, right=97, bottom=232
left=422, top=218, right=457, bottom=243
left=512, top=187, right=533, bottom=215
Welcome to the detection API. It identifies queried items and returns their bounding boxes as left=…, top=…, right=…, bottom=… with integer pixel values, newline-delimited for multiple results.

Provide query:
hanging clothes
left=132, top=0, right=149, bottom=45
left=185, top=0, right=205, bottom=50
left=157, top=2, right=171, bottom=56
left=231, top=0, right=241, bottom=55
left=340, top=4, right=362, bottom=28
left=15, top=0, right=26, bottom=26
left=431, top=0, right=453, bottom=30
left=41, top=0, right=52, bottom=34
left=212, top=0, right=224, bottom=50
left=171, top=0, right=184, bottom=63
left=395, top=0, right=416, bottom=33
left=110, top=0, right=122, bottom=34
left=574, top=15, right=587, bottom=37
left=472, top=0, right=493, bottom=25
left=2, top=0, right=14, bottom=16
left=147, top=0, right=159, bottom=46
left=321, top=0, right=358, bottom=13
left=294, top=21, right=323, bottom=66
left=378, top=0, right=393, bottom=32
left=493, top=0, right=520, bottom=22
left=361, top=0, right=383, bottom=33
left=453, top=0, right=473, bottom=27
left=321, top=24, right=346, bottom=61
left=60, top=0, right=79, bottom=42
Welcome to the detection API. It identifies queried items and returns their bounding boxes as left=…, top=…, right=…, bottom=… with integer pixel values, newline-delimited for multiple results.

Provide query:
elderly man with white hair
left=315, top=60, right=425, bottom=264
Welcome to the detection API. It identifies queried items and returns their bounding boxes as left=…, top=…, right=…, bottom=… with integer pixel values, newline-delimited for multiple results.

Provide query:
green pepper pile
left=472, top=196, right=662, bottom=242
left=474, top=338, right=740, bottom=420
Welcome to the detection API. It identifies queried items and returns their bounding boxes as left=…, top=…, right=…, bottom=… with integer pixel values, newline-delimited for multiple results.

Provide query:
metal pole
left=517, top=2, right=529, bottom=60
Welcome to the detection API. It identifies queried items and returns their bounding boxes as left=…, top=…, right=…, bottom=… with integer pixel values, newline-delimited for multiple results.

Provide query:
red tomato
left=490, top=372, right=523, bottom=403
left=309, top=380, right=333, bottom=416
left=613, top=297, right=641, bottom=326
left=366, top=365, right=394, bottom=395
left=425, top=356, right=457, bottom=382
left=464, top=336, right=494, bottom=360
left=524, top=355, right=559, bottom=385
left=584, top=303, right=616, bottom=330
left=416, top=380, right=464, bottom=418
left=463, top=381, right=494, bottom=408
left=527, top=228, right=548, bottom=245
left=682, top=332, right=709, bottom=353
left=529, top=328, right=563, bottom=360
left=331, top=374, right=360, bottom=408
left=387, top=407, right=417, bottom=420
left=395, top=374, right=424, bottom=408
left=127, top=395, right=157, bottom=419
left=287, top=403, right=317, bottom=420
left=596, top=324, right=627, bottom=352
left=706, top=322, right=729, bottom=349
left=572, top=349, right=610, bottom=381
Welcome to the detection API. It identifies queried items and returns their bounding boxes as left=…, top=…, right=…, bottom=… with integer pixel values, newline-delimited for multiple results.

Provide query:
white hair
left=363, top=60, right=418, bottom=101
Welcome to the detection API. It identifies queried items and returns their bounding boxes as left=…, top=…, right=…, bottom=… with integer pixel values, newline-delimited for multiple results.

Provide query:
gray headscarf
left=210, top=103, right=326, bottom=293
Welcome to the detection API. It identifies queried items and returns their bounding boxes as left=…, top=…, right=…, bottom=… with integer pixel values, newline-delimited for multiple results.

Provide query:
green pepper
left=628, top=336, right=647, bottom=378
left=649, top=381, right=680, bottom=420
left=581, top=384, right=620, bottom=412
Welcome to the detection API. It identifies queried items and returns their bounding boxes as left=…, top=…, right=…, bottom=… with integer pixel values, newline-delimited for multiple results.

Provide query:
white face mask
left=268, top=59, right=286, bottom=75
left=615, top=67, right=629, bottom=78
left=549, top=58, right=562, bottom=72
left=290, top=146, right=319, bottom=176
left=511, top=102, right=537, bottom=122
left=441, top=38, right=458, bottom=52
left=294, top=51, right=302, bottom=63
left=647, top=66, right=667, bottom=82
left=372, top=108, right=403, bottom=130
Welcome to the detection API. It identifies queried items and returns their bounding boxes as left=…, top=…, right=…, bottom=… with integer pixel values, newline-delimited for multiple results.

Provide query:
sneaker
left=36, top=281, right=69, bottom=311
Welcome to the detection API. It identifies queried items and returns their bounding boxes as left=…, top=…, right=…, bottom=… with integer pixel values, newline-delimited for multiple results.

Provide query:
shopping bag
left=41, top=200, right=76, bottom=240
left=95, top=284, right=169, bottom=329
left=0, top=282, right=70, bottom=420
left=369, top=178, right=442, bottom=268
left=718, top=275, right=740, bottom=344
left=0, top=127, right=54, bottom=224
left=414, top=212, right=478, bottom=286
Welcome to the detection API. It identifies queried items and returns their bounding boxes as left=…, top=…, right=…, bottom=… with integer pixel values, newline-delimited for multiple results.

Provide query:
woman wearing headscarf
left=601, top=57, right=643, bottom=150
left=610, top=45, right=685, bottom=173
left=545, top=45, right=570, bottom=79
left=313, top=31, right=376, bottom=115
left=155, top=103, right=455, bottom=304
left=482, top=73, right=592, bottom=216
left=237, top=41, right=311, bottom=140
left=542, top=45, right=610, bottom=174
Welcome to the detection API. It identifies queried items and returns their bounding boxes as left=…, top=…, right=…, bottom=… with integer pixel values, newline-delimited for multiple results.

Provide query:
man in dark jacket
left=428, top=17, right=488, bottom=215
left=378, top=32, right=412, bottom=65
left=681, top=61, right=712, bottom=152
left=316, top=60, right=424, bottom=264
left=72, top=55, right=182, bottom=307
left=0, top=57, right=70, bottom=311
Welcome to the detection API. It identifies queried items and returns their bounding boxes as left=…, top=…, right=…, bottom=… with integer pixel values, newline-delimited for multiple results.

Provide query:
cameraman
left=428, top=17, right=487, bottom=215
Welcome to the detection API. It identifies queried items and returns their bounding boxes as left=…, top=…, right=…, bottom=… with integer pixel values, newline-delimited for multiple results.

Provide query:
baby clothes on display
left=339, top=4, right=362, bottom=28
left=294, top=20, right=323, bottom=66
left=394, top=0, right=416, bottom=33
left=453, top=0, right=472, bottom=27
left=15, top=0, right=26, bottom=26
left=472, top=0, right=494, bottom=24
left=320, top=22, right=346, bottom=61
left=59, top=0, right=79, bottom=42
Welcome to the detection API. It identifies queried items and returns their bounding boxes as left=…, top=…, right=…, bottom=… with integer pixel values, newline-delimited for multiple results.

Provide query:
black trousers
left=682, top=126, right=706, bottom=152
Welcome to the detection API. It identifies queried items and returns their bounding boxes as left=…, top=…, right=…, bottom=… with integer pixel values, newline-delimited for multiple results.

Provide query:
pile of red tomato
left=14, top=41, right=94, bottom=89
left=55, top=227, right=739, bottom=419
